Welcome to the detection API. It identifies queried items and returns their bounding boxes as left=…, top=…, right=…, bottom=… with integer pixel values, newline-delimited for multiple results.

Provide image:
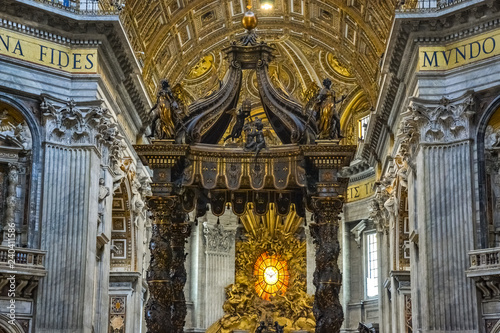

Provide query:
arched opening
left=0, top=314, right=25, bottom=333
left=0, top=101, right=34, bottom=247
left=478, top=97, right=500, bottom=248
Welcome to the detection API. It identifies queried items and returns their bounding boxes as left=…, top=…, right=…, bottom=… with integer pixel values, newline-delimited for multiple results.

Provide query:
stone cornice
left=0, top=0, right=151, bottom=130
left=361, top=0, right=500, bottom=167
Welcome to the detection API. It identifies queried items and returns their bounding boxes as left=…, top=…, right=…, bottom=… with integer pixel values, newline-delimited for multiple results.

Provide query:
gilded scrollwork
left=207, top=227, right=314, bottom=333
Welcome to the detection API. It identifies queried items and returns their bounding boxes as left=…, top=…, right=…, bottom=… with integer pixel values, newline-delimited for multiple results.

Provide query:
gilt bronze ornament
left=137, top=10, right=356, bottom=333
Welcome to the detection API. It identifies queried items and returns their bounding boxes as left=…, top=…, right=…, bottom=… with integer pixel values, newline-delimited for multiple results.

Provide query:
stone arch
left=0, top=97, right=40, bottom=247
left=491, top=318, right=500, bottom=333
left=476, top=95, right=500, bottom=248
left=0, top=314, right=25, bottom=333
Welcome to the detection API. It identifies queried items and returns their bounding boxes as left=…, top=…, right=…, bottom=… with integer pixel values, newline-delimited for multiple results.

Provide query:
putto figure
left=244, top=117, right=266, bottom=156
left=274, top=321, right=285, bottom=333
left=309, top=78, right=346, bottom=140
left=255, top=321, right=267, bottom=333
left=147, top=79, right=184, bottom=140
left=224, top=107, right=251, bottom=142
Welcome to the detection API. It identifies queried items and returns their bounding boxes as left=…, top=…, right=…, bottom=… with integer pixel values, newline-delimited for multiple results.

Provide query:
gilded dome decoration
left=327, top=53, right=352, bottom=77
left=187, top=54, right=215, bottom=80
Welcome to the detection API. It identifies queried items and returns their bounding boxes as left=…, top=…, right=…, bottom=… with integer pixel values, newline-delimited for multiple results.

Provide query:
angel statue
left=147, top=79, right=184, bottom=140
left=307, top=78, right=346, bottom=140
left=225, top=100, right=252, bottom=143
left=224, top=107, right=251, bottom=142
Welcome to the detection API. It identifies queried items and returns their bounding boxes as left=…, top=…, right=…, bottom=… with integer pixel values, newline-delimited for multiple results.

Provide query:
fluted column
left=38, top=144, right=100, bottom=332
left=36, top=98, right=125, bottom=333
left=310, top=196, right=344, bottom=333
left=400, top=92, right=478, bottom=332
left=202, top=221, right=236, bottom=328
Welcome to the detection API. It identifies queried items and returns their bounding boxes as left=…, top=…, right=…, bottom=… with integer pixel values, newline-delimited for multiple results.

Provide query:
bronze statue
left=274, top=321, right=285, bottom=333
left=309, top=78, right=346, bottom=140
left=244, top=117, right=266, bottom=156
left=255, top=321, right=267, bottom=333
left=224, top=107, right=251, bottom=142
left=148, top=79, right=183, bottom=139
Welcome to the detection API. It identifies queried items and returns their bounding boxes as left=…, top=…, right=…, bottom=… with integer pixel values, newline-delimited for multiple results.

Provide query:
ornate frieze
left=203, top=222, right=234, bottom=254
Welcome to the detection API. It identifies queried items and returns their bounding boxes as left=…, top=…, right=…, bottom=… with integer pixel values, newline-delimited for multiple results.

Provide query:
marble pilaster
left=403, top=92, right=479, bottom=332
left=36, top=98, right=125, bottom=333
left=202, top=221, right=236, bottom=328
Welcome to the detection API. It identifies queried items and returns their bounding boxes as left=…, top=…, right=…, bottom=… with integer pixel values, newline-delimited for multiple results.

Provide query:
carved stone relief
left=402, top=93, right=475, bottom=145
left=41, top=98, right=126, bottom=168
left=4, top=164, right=18, bottom=233
left=369, top=180, right=390, bottom=234
left=0, top=109, right=32, bottom=150
left=203, top=222, right=234, bottom=253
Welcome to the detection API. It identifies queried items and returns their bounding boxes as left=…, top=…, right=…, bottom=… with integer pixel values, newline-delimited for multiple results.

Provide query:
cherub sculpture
left=274, top=321, right=286, bottom=333
left=224, top=107, right=251, bottom=142
left=255, top=321, right=267, bottom=333
left=244, top=117, right=266, bottom=156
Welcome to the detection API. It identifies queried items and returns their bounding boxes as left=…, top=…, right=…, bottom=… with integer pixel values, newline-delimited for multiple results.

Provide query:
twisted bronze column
left=171, top=222, right=191, bottom=333
left=145, top=196, right=190, bottom=333
left=310, top=196, right=344, bottom=333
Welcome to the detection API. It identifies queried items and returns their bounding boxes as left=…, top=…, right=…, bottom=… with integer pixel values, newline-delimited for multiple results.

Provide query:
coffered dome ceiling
left=121, top=0, right=395, bottom=139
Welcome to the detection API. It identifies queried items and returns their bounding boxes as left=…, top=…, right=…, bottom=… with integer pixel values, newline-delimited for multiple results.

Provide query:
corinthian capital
left=311, top=196, right=344, bottom=225
left=41, top=97, right=125, bottom=145
left=400, top=92, right=475, bottom=146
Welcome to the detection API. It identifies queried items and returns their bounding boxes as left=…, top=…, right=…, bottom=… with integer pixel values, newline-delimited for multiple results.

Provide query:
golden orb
left=242, top=10, right=257, bottom=30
